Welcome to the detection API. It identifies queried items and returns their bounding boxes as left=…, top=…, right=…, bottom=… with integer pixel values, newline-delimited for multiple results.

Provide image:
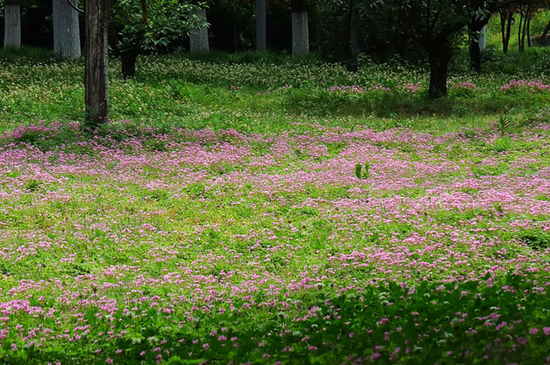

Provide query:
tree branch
left=66, top=0, right=84, bottom=13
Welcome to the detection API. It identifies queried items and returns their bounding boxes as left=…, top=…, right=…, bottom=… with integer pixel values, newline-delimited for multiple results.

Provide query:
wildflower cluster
left=500, top=79, right=550, bottom=93
left=0, top=120, right=549, bottom=363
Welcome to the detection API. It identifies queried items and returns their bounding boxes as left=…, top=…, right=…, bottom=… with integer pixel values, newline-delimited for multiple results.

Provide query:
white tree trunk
left=189, top=8, right=209, bottom=53
left=4, top=0, right=21, bottom=49
left=53, top=0, right=81, bottom=58
left=479, top=26, right=487, bottom=51
left=292, top=11, right=309, bottom=55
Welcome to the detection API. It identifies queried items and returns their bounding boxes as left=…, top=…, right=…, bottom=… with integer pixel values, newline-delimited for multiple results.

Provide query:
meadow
left=0, top=49, right=550, bottom=364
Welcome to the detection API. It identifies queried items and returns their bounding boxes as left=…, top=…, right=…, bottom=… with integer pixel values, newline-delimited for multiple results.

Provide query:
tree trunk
left=479, top=26, right=486, bottom=51
left=256, top=0, right=266, bottom=51
left=468, top=18, right=487, bottom=74
left=4, top=0, right=21, bottom=49
left=469, top=34, right=482, bottom=74
left=347, top=0, right=359, bottom=73
left=121, top=49, right=139, bottom=79
left=518, top=10, right=525, bottom=53
left=500, top=11, right=506, bottom=52
left=427, top=43, right=450, bottom=100
left=500, top=10, right=513, bottom=53
left=53, top=0, right=81, bottom=58
left=84, top=0, right=109, bottom=128
left=527, top=17, right=531, bottom=48
left=189, top=8, right=209, bottom=53
left=291, top=0, right=309, bottom=55
left=541, top=18, right=550, bottom=46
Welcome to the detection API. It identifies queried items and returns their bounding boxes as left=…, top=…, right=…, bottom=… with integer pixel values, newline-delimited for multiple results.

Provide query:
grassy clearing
left=2, top=48, right=550, bottom=135
left=0, top=50, right=550, bottom=364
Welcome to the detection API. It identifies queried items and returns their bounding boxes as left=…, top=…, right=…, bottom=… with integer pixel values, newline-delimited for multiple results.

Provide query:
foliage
left=110, top=0, right=205, bottom=53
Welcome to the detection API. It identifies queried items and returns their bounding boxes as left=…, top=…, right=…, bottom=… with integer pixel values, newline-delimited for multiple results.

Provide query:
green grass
left=1, top=48, right=550, bottom=364
left=2, top=47, right=550, bottom=136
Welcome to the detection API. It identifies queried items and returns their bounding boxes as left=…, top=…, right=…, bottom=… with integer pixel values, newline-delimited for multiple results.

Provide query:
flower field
left=0, top=119, right=549, bottom=364
left=1, top=52, right=550, bottom=364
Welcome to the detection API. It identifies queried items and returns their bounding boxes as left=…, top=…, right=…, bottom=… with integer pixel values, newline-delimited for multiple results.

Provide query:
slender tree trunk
left=527, top=17, right=531, bottom=48
left=256, top=0, right=266, bottom=50
left=506, top=12, right=513, bottom=52
left=84, top=0, right=109, bottom=128
left=4, top=0, right=21, bottom=49
left=121, top=49, right=139, bottom=79
left=189, top=8, right=209, bottom=52
left=53, top=0, right=81, bottom=58
left=500, top=10, right=513, bottom=53
left=347, top=0, right=359, bottom=73
left=427, top=42, right=450, bottom=99
left=518, top=10, right=525, bottom=53
left=291, top=0, right=309, bottom=55
left=500, top=11, right=506, bottom=52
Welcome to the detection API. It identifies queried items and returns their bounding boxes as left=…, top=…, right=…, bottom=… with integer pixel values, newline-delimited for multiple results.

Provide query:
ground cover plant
left=1, top=50, right=550, bottom=364
left=3, top=48, right=550, bottom=134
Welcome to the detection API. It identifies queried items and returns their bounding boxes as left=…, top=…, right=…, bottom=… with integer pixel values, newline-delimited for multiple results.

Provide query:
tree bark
left=121, top=49, right=139, bottom=79
left=427, top=43, right=450, bottom=99
left=468, top=17, right=487, bottom=74
left=53, top=0, right=81, bottom=58
left=256, top=0, right=266, bottom=51
left=189, top=8, right=209, bottom=52
left=84, top=0, right=109, bottom=128
left=291, top=0, right=309, bottom=55
left=469, top=34, right=482, bottom=74
left=4, top=0, right=21, bottom=49
left=347, top=0, right=359, bottom=73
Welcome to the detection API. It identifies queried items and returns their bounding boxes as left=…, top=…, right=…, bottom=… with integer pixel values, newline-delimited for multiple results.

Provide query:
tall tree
left=53, top=0, right=82, bottom=58
left=291, top=0, right=309, bottom=55
left=392, top=0, right=469, bottom=99
left=256, top=0, right=266, bottom=50
left=84, top=0, right=109, bottom=128
left=4, top=0, right=21, bottom=49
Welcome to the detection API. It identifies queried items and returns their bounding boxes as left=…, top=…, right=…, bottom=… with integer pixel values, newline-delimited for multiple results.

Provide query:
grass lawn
left=0, top=50, right=550, bottom=364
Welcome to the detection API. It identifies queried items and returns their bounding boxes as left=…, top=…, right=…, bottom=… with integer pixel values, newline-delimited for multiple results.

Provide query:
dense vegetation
left=0, top=50, right=550, bottom=364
